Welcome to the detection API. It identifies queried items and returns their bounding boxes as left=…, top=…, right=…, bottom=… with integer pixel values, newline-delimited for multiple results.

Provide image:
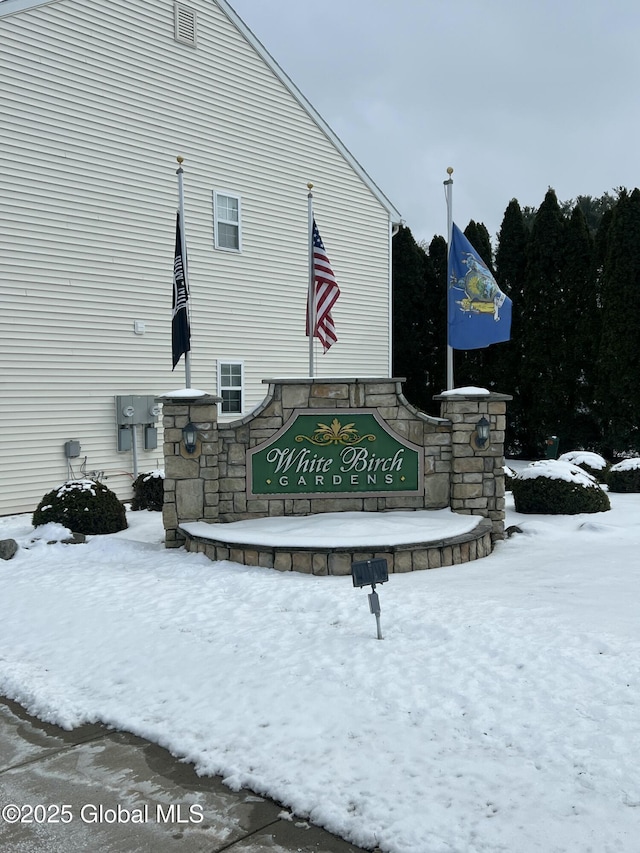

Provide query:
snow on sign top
left=160, top=388, right=208, bottom=399
left=440, top=386, right=490, bottom=396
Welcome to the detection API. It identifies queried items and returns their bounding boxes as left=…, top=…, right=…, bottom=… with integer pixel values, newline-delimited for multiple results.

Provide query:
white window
left=213, top=191, right=241, bottom=251
left=218, top=361, right=243, bottom=414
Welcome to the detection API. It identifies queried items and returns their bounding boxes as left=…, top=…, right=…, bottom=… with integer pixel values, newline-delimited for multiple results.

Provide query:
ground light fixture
left=182, top=422, right=198, bottom=454
left=475, top=415, right=490, bottom=448
left=351, top=558, right=389, bottom=640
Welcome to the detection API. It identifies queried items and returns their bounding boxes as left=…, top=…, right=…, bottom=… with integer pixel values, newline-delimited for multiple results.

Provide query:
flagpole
left=176, top=157, right=192, bottom=388
left=444, top=166, right=454, bottom=390
left=307, top=183, right=315, bottom=378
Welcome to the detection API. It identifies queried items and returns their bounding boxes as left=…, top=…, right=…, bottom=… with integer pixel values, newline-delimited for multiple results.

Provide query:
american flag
left=307, top=219, right=340, bottom=352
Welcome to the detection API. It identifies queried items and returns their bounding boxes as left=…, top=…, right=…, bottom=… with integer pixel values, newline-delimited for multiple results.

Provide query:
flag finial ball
left=447, top=166, right=453, bottom=176
left=177, top=156, right=184, bottom=165
left=307, top=182, right=313, bottom=190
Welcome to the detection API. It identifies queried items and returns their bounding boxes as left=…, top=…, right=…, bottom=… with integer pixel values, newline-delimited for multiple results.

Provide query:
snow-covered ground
left=1, top=470, right=639, bottom=853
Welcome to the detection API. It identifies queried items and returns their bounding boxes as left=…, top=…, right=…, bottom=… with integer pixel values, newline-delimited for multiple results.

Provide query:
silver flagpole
left=307, top=183, right=315, bottom=378
left=444, top=166, right=454, bottom=390
left=176, top=156, right=192, bottom=388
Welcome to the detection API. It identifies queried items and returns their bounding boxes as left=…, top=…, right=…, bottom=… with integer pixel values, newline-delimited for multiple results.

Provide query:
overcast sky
left=229, top=0, right=639, bottom=246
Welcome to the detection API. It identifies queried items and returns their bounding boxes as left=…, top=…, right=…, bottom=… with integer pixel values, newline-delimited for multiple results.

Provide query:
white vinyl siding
left=0, top=0, right=396, bottom=514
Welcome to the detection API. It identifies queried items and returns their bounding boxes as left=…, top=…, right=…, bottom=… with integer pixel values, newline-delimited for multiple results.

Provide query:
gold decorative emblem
left=295, top=418, right=376, bottom=447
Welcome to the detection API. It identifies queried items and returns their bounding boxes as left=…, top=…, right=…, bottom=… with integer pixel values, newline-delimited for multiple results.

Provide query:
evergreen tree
left=574, top=192, right=616, bottom=235
left=394, top=185, right=638, bottom=456
left=495, top=200, right=528, bottom=301
left=463, top=221, right=493, bottom=269
left=517, top=188, right=568, bottom=457
left=557, top=206, right=597, bottom=447
left=595, top=188, right=640, bottom=455
left=593, top=205, right=614, bottom=273
left=392, top=225, right=431, bottom=409
left=493, top=199, right=529, bottom=452
left=425, top=234, right=448, bottom=404
left=391, top=225, right=446, bottom=413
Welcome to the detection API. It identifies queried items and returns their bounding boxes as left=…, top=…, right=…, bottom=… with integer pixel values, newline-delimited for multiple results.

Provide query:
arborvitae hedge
left=395, top=189, right=638, bottom=458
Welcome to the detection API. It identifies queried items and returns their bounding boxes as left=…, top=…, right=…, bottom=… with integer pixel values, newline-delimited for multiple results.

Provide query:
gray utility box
left=64, top=440, right=81, bottom=458
left=116, top=395, right=161, bottom=452
left=115, top=395, right=161, bottom=426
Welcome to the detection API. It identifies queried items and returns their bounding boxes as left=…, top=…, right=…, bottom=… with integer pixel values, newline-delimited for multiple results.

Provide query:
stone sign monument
left=157, top=377, right=511, bottom=574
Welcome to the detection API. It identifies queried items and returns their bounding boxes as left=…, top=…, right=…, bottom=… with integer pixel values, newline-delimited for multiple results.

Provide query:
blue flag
left=447, top=223, right=512, bottom=350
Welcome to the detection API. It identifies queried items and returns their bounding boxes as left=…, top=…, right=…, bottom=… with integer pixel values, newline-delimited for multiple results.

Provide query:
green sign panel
left=248, top=410, right=422, bottom=497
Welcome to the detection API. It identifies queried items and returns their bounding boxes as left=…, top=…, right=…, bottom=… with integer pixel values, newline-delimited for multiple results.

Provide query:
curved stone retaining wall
left=180, top=517, right=493, bottom=575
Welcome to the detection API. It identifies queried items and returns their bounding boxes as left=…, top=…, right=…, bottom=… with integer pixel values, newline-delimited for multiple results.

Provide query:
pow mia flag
left=172, top=210, right=191, bottom=369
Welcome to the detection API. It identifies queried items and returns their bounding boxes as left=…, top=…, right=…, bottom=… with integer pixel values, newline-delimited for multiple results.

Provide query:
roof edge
left=0, top=0, right=61, bottom=17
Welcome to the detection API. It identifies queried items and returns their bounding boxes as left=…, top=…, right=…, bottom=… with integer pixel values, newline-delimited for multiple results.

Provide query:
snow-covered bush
left=131, top=470, right=165, bottom=511
left=558, top=450, right=609, bottom=482
left=511, top=460, right=610, bottom=515
left=32, top=479, right=127, bottom=534
left=606, top=458, right=640, bottom=493
left=504, top=465, right=516, bottom=491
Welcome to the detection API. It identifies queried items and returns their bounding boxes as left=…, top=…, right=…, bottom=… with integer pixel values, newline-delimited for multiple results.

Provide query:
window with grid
left=218, top=361, right=243, bottom=414
left=213, top=191, right=241, bottom=251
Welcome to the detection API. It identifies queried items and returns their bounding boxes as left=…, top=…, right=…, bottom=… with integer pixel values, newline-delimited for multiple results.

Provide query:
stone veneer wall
left=434, top=390, right=511, bottom=539
left=218, top=378, right=452, bottom=520
left=158, top=379, right=511, bottom=549
left=158, top=394, right=222, bottom=549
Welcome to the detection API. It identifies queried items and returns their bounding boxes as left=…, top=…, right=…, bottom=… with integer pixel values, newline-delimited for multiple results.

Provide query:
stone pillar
left=434, top=391, right=512, bottom=541
left=157, top=393, right=221, bottom=548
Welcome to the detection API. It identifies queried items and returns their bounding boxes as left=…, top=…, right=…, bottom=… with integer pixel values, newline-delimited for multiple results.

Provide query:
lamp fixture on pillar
left=182, top=422, right=198, bottom=454
left=475, top=415, right=490, bottom=448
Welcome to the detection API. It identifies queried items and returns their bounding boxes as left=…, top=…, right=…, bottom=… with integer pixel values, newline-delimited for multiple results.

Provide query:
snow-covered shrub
left=606, top=458, right=640, bottom=493
left=558, top=450, right=609, bottom=482
left=504, top=465, right=516, bottom=491
left=32, top=479, right=127, bottom=535
left=131, top=470, right=165, bottom=511
left=511, top=460, right=610, bottom=515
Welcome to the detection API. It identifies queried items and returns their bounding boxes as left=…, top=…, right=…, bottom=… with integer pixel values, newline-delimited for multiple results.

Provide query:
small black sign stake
left=351, top=558, right=389, bottom=640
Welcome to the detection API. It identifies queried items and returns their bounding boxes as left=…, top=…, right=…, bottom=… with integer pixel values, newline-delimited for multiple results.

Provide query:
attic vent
left=174, top=3, right=197, bottom=46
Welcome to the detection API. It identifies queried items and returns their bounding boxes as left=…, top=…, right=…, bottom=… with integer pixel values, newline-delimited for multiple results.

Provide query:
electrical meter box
left=117, top=427, right=132, bottom=452
left=115, top=395, right=161, bottom=426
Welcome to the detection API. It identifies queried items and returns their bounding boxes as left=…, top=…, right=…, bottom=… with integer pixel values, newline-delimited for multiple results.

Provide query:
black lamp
left=182, top=422, right=198, bottom=454
left=476, top=415, right=490, bottom=448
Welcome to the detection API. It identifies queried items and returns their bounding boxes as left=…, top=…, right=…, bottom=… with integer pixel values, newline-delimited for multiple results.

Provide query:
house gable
left=0, top=0, right=401, bottom=225
left=0, top=0, right=400, bottom=515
